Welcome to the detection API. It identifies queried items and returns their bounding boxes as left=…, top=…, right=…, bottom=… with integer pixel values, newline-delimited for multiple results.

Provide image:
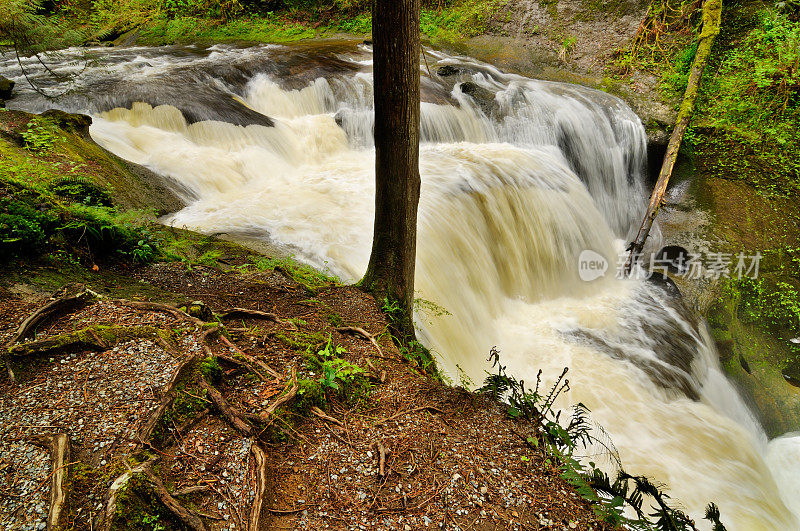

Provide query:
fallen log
left=624, top=0, right=723, bottom=275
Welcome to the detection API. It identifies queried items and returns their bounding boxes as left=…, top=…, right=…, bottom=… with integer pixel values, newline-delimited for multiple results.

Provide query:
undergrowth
left=481, top=347, right=728, bottom=530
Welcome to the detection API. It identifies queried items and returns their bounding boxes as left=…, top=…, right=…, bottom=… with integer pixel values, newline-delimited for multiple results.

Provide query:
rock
left=112, top=28, right=140, bottom=47
left=458, top=82, right=497, bottom=116
left=41, top=109, right=92, bottom=137
left=0, top=75, right=14, bottom=102
left=437, top=65, right=460, bottom=77
left=739, top=354, right=752, bottom=375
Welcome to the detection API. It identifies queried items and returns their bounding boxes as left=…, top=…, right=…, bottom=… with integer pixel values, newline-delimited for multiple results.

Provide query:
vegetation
left=481, top=347, right=728, bottom=531
left=0, top=114, right=159, bottom=264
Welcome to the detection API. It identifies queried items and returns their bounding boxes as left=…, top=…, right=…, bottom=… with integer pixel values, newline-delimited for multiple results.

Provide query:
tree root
left=336, top=326, right=385, bottom=358
left=111, top=299, right=204, bottom=325
left=136, top=352, right=202, bottom=449
left=47, top=433, right=70, bottom=531
left=143, top=467, right=209, bottom=531
left=7, top=325, right=163, bottom=358
left=8, top=289, right=98, bottom=346
left=310, top=406, right=344, bottom=427
left=198, top=374, right=253, bottom=435
left=249, top=443, right=268, bottom=531
left=219, top=307, right=297, bottom=330
left=218, top=334, right=281, bottom=380
left=103, top=459, right=156, bottom=531
left=258, top=367, right=298, bottom=423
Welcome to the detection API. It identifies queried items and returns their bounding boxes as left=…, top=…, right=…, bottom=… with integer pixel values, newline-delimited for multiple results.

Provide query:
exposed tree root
left=258, top=367, right=298, bottom=423
left=8, top=289, right=98, bottom=346
left=218, top=334, right=281, bottom=379
left=219, top=307, right=296, bottom=329
left=336, top=326, right=385, bottom=358
left=249, top=443, right=268, bottom=531
left=111, top=299, right=204, bottom=325
left=103, top=459, right=156, bottom=531
left=7, top=325, right=163, bottom=357
left=310, top=406, right=344, bottom=427
left=198, top=374, right=253, bottom=435
left=47, top=433, right=70, bottom=531
left=143, top=467, right=209, bottom=531
left=136, top=351, right=202, bottom=449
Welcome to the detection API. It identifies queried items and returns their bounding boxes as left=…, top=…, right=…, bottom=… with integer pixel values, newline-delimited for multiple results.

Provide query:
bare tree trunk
left=624, top=0, right=723, bottom=275
left=361, top=0, right=422, bottom=338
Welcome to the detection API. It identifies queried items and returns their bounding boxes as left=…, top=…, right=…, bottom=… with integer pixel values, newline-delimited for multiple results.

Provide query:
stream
left=3, top=41, right=800, bottom=529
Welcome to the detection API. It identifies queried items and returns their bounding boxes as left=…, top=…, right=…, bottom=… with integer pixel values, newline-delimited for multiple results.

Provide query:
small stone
left=511, top=510, right=519, bottom=518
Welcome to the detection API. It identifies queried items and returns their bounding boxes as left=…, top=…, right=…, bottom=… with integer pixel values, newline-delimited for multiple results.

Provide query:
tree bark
left=361, top=0, right=422, bottom=338
left=624, top=0, right=722, bottom=275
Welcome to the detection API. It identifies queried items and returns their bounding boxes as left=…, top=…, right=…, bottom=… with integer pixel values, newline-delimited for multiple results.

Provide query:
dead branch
left=375, top=406, right=444, bottom=426
left=8, top=289, right=97, bottom=346
left=198, top=375, right=252, bottom=435
left=310, top=406, right=344, bottom=427
left=336, top=326, right=384, bottom=358
left=143, top=467, right=209, bottom=531
left=47, top=433, right=70, bottom=531
left=249, top=443, right=268, bottom=531
left=624, top=0, right=722, bottom=274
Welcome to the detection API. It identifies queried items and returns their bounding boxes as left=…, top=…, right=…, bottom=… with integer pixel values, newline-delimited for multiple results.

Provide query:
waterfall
left=5, top=42, right=800, bottom=529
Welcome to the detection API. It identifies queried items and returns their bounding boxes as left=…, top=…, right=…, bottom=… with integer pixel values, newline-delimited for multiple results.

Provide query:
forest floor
left=0, top=250, right=612, bottom=531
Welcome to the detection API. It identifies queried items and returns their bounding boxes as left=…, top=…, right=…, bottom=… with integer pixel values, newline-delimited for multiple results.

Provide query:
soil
left=0, top=255, right=613, bottom=531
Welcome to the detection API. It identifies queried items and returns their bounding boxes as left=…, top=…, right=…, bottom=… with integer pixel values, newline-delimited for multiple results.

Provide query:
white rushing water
left=4, top=42, right=800, bottom=529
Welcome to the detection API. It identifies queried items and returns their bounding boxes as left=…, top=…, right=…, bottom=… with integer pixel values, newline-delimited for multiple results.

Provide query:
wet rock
left=112, top=28, right=140, bottom=47
left=739, top=354, right=752, bottom=375
left=437, top=65, right=460, bottom=77
left=458, top=81, right=497, bottom=115
left=41, top=109, right=92, bottom=137
left=0, top=75, right=14, bottom=102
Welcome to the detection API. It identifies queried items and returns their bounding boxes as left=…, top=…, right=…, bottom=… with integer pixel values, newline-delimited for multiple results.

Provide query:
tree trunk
left=361, top=0, right=422, bottom=338
left=624, top=0, right=722, bottom=275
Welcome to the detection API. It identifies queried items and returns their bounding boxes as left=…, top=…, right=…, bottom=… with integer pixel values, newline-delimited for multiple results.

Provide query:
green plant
left=22, top=117, right=64, bottom=152
left=480, top=347, right=727, bottom=530
left=298, top=334, right=369, bottom=408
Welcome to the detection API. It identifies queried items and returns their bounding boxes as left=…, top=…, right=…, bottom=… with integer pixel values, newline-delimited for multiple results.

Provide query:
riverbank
left=0, top=108, right=620, bottom=530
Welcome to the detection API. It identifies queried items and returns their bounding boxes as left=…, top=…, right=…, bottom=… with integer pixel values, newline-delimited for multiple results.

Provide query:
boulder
left=0, top=75, right=15, bottom=101
left=436, top=65, right=460, bottom=77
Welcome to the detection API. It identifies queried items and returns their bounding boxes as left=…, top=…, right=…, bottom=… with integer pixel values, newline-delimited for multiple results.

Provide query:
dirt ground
left=0, top=255, right=613, bottom=531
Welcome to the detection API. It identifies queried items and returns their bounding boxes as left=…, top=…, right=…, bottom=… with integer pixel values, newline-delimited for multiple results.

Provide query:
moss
left=276, top=330, right=326, bottom=352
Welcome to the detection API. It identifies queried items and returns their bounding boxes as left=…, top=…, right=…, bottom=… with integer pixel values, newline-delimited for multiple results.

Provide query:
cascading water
left=4, top=41, right=799, bottom=529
